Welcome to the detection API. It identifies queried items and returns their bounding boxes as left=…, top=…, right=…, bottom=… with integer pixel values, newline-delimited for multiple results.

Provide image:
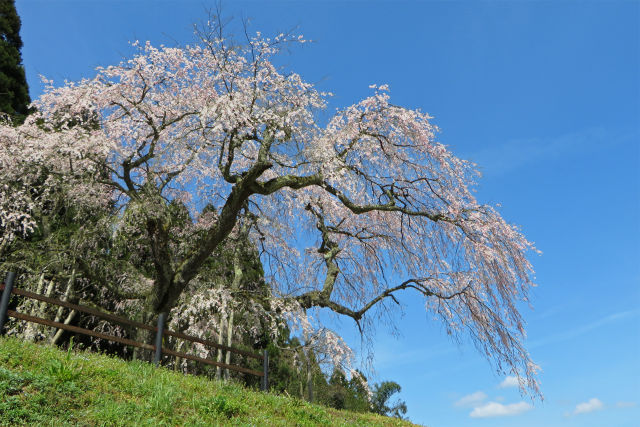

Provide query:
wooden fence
left=0, top=272, right=269, bottom=390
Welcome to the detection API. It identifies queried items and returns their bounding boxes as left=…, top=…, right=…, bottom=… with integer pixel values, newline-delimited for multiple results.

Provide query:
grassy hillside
left=0, top=337, right=420, bottom=426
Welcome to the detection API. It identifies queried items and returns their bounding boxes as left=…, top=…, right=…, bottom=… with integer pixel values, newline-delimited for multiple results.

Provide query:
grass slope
left=0, top=337, right=420, bottom=426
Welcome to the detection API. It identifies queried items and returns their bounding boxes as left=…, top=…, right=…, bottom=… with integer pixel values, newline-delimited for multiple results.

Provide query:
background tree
left=371, top=381, right=407, bottom=419
left=0, top=0, right=31, bottom=123
left=0, top=17, right=540, bottom=395
left=322, top=369, right=371, bottom=412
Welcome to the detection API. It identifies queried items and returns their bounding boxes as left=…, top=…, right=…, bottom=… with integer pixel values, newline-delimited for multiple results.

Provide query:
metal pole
left=261, top=349, right=269, bottom=391
left=153, top=312, right=166, bottom=366
left=0, top=272, right=16, bottom=336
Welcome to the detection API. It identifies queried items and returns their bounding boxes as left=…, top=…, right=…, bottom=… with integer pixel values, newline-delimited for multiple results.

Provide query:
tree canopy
left=0, top=21, right=540, bottom=395
left=371, top=381, right=407, bottom=419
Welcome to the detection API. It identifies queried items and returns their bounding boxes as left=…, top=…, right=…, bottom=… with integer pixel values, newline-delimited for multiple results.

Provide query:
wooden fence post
left=154, top=312, right=167, bottom=366
left=0, top=272, right=16, bottom=336
left=261, top=349, right=269, bottom=391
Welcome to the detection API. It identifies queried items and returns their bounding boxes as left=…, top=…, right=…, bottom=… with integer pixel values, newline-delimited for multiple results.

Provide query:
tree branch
left=294, top=277, right=469, bottom=323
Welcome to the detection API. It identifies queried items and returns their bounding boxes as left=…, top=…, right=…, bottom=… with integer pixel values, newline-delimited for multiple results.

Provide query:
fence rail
left=0, top=272, right=269, bottom=389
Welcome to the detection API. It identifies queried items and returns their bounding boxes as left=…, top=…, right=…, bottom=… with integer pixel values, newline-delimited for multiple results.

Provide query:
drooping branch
left=320, top=180, right=450, bottom=222
left=295, top=275, right=470, bottom=323
left=291, top=205, right=470, bottom=324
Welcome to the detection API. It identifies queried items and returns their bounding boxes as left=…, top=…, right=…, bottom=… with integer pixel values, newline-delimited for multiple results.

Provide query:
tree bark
left=224, top=248, right=243, bottom=380
left=216, top=312, right=225, bottom=379
left=223, top=309, right=234, bottom=380
left=25, top=275, right=54, bottom=342
left=23, top=273, right=45, bottom=342
left=52, top=270, right=74, bottom=323
left=307, top=356, right=313, bottom=402
left=50, top=309, right=76, bottom=346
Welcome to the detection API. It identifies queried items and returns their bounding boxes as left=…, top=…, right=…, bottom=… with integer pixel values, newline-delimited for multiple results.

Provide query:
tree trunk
left=50, top=269, right=76, bottom=344
left=23, top=273, right=45, bottom=342
left=216, top=312, right=225, bottom=379
left=307, top=357, right=313, bottom=402
left=50, top=309, right=76, bottom=345
left=224, top=309, right=234, bottom=380
left=25, top=275, right=54, bottom=342
left=224, top=249, right=243, bottom=380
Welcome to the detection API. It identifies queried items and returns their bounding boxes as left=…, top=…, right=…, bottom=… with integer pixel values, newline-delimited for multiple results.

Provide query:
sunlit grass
left=0, top=337, right=419, bottom=426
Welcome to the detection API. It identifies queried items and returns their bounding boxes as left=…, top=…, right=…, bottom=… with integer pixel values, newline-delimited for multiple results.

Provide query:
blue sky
left=16, top=1, right=639, bottom=426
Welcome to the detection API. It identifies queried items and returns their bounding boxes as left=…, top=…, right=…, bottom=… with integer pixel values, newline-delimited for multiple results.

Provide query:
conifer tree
left=0, top=0, right=30, bottom=123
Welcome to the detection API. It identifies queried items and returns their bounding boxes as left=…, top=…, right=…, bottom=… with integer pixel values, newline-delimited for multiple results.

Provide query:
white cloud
left=499, top=376, right=519, bottom=388
left=574, top=398, right=604, bottom=415
left=470, top=401, right=532, bottom=418
left=454, top=391, right=487, bottom=407
left=616, top=401, right=637, bottom=408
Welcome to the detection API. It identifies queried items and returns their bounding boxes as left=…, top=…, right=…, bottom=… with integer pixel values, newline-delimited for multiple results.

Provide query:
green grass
left=0, top=337, right=420, bottom=426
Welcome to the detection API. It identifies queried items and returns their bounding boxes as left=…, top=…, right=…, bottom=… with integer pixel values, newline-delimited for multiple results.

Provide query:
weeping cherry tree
left=0, top=22, right=540, bottom=394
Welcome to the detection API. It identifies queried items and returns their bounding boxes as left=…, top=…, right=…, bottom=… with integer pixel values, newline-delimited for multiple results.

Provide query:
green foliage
left=371, top=381, right=408, bottom=419
left=0, top=337, right=417, bottom=426
left=0, top=0, right=31, bottom=123
left=200, top=395, right=248, bottom=418
left=46, top=357, right=81, bottom=384
left=46, top=338, right=81, bottom=384
left=320, top=368, right=371, bottom=413
left=265, top=328, right=378, bottom=415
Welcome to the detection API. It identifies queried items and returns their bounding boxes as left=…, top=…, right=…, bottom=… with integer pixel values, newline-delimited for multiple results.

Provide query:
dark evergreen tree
left=326, top=369, right=350, bottom=409
left=0, top=0, right=30, bottom=123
